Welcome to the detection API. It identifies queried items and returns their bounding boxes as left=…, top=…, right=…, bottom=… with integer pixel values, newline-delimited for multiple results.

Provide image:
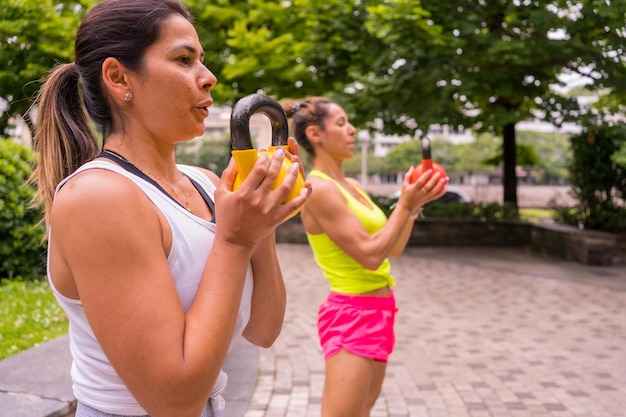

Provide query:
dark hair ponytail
left=31, top=63, right=99, bottom=227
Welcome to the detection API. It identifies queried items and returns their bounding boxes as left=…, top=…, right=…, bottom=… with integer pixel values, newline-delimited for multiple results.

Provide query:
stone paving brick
left=233, top=244, right=626, bottom=417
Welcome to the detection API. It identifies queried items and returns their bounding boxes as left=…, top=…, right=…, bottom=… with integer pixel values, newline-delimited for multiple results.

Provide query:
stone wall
left=406, top=218, right=532, bottom=247
left=276, top=215, right=621, bottom=266
left=530, top=223, right=620, bottom=266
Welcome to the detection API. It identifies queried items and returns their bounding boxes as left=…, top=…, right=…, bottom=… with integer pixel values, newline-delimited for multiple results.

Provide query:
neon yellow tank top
left=306, top=170, right=396, bottom=294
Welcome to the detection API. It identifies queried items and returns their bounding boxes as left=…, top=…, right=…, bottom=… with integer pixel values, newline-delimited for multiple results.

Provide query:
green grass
left=519, top=208, right=555, bottom=223
left=0, top=279, right=68, bottom=360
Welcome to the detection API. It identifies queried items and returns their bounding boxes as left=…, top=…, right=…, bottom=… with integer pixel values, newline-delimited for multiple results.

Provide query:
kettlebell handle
left=230, top=94, right=289, bottom=150
left=421, top=137, right=432, bottom=160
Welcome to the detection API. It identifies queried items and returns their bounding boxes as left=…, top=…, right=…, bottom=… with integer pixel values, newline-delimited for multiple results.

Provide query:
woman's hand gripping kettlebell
left=398, top=137, right=448, bottom=215
left=215, top=94, right=311, bottom=247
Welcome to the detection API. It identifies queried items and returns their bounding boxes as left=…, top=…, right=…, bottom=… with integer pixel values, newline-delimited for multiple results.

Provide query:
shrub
left=370, top=194, right=520, bottom=221
left=175, top=135, right=232, bottom=175
left=0, top=139, right=46, bottom=280
left=551, top=126, right=626, bottom=232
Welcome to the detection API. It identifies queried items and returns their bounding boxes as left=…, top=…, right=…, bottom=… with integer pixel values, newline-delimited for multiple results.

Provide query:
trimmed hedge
left=371, top=194, right=520, bottom=222
left=0, top=139, right=46, bottom=281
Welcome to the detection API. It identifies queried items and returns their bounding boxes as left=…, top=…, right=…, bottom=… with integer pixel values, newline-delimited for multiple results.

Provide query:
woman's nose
left=200, top=66, right=218, bottom=91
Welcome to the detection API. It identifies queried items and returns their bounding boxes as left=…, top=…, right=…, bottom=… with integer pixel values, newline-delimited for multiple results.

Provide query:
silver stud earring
left=124, top=92, right=132, bottom=101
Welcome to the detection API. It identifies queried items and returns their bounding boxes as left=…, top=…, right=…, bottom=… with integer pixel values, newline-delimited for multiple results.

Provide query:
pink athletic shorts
left=317, top=291, right=398, bottom=362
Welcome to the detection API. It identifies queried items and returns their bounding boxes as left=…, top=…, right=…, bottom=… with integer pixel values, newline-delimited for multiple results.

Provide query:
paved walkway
left=2, top=244, right=625, bottom=417
left=223, top=243, right=626, bottom=417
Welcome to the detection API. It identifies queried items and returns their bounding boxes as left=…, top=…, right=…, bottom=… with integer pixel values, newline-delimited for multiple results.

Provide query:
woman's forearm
left=389, top=216, right=416, bottom=257
left=242, top=232, right=287, bottom=347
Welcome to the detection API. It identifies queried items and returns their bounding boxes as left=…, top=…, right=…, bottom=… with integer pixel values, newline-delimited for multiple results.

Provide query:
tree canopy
left=190, top=0, right=625, bottom=207
left=2, top=0, right=625, bottom=208
left=0, top=0, right=94, bottom=133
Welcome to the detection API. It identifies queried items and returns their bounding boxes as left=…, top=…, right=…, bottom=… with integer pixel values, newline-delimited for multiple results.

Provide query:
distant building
left=369, top=115, right=586, bottom=159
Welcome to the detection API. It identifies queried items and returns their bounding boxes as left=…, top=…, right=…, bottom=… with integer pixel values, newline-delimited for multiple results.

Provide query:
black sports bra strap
left=97, top=151, right=216, bottom=223
left=98, top=151, right=156, bottom=185
left=187, top=176, right=216, bottom=222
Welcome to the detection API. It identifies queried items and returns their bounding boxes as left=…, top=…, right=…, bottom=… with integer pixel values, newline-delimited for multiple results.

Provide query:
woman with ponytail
left=285, top=97, right=447, bottom=417
left=31, top=1, right=310, bottom=416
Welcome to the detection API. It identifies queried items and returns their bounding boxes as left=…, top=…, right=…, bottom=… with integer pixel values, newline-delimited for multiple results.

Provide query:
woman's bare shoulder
left=51, top=168, right=160, bottom=234
left=54, top=168, right=142, bottom=207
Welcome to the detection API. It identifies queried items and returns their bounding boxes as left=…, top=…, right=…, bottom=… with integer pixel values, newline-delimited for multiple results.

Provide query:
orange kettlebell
left=409, top=137, right=447, bottom=184
left=230, top=93, right=305, bottom=219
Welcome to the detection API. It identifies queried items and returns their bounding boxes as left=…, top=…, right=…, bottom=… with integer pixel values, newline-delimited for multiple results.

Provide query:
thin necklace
left=102, top=149, right=193, bottom=213
left=145, top=170, right=192, bottom=213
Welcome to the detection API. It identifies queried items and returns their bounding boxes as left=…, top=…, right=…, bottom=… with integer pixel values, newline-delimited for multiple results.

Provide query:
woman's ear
left=305, top=125, right=323, bottom=145
left=101, top=57, right=131, bottom=103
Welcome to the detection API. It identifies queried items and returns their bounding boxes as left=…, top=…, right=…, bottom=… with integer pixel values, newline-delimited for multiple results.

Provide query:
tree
left=175, top=134, right=232, bottom=175
left=384, top=137, right=461, bottom=175
left=353, top=0, right=626, bottom=208
left=8, top=1, right=623, bottom=211
left=516, top=130, right=571, bottom=184
left=189, top=0, right=391, bottom=106
left=0, top=0, right=94, bottom=137
left=204, top=0, right=626, bottom=210
left=450, top=133, right=501, bottom=179
left=482, top=144, right=541, bottom=169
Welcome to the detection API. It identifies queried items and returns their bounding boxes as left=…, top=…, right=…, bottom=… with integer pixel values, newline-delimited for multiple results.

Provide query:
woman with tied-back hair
left=30, top=1, right=310, bottom=416
left=285, top=97, right=448, bottom=417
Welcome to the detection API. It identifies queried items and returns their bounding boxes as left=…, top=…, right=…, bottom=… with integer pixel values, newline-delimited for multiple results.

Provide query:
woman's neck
left=312, top=156, right=345, bottom=181
left=104, top=136, right=178, bottom=181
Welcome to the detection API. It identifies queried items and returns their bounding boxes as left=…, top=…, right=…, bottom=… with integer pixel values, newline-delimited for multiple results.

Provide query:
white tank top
left=48, top=160, right=253, bottom=415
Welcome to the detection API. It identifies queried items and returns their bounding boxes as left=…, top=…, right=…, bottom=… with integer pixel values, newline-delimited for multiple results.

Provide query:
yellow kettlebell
left=230, top=94, right=305, bottom=219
